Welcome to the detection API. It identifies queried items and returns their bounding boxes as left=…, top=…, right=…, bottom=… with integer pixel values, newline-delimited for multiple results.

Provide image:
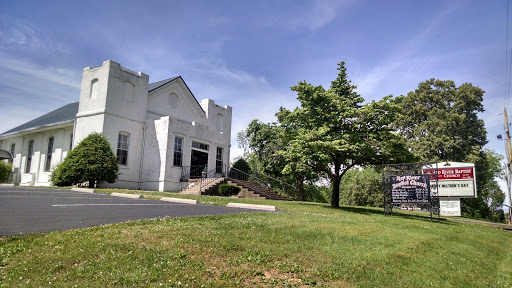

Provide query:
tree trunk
left=297, top=174, right=304, bottom=201
left=88, top=179, right=95, bottom=188
left=331, top=176, right=341, bottom=208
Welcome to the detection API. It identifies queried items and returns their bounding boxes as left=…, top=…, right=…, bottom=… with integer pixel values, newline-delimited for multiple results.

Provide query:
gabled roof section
left=148, top=76, right=180, bottom=92
left=1, top=102, right=79, bottom=136
left=148, top=76, right=205, bottom=114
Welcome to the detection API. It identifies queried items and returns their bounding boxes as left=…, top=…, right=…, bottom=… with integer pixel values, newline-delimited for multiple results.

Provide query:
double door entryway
left=190, top=149, right=208, bottom=178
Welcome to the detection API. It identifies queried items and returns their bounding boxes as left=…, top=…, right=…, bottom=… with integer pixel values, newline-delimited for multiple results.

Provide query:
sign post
left=422, top=162, right=476, bottom=217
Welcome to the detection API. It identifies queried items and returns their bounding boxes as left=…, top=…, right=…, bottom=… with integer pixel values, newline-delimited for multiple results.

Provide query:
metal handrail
left=227, top=166, right=296, bottom=197
left=180, top=166, right=205, bottom=180
left=179, top=163, right=296, bottom=197
left=199, top=166, right=226, bottom=191
left=179, top=165, right=205, bottom=192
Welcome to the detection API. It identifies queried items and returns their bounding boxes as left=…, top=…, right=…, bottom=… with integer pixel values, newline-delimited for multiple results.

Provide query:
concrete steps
left=226, top=178, right=292, bottom=201
left=179, top=178, right=225, bottom=195
left=180, top=177, right=292, bottom=201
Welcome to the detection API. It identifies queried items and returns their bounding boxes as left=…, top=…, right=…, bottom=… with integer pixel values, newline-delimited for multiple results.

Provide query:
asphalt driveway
left=0, top=186, right=256, bottom=237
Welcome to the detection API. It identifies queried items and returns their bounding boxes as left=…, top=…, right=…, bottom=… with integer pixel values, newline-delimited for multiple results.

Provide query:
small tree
left=51, top=133, right=118, bottom=188
left=231, top=158, right=252, bottom=175
left=0, top=161, right=12, bottom=183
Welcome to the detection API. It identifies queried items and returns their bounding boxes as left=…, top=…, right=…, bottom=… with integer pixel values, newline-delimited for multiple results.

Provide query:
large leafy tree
left=278, top=62, right=414, bottom=208
left=396, top=79, right=505, bottom=220
left=51, top=133, right=118, bottom=188
left=395, top=79, right=487, bottom=162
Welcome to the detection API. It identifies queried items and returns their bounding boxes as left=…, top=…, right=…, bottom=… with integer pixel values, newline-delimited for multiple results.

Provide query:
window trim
left=191, top=140, right=209, bottom=151
left=216, top=147, right=223, bottom=174
left=44, top=136, right=54, bottom=172
left=173, top=136, right=184, bottom=167
left=25, top=140, right=34, bottom=173
left=117, top=132, right=130, bottom=166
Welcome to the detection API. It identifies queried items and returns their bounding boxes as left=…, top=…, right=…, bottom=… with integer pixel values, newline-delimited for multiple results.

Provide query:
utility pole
left=504, top=108, right=512, bottom=224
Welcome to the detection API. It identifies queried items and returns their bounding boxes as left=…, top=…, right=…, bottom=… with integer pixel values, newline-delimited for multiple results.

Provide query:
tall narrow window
left=173, top=136, right=183, bottom=166
left=124, top=81, right=135, bottom=101
left=45, top=137, right=54, bottom=172
left=216, top=113, right=224, bottom=132
left=25, top=140, right=34, bottom=173
left=90, top=79, right=99, bottom=99
left=216, top=147, right=223, bottom=174
left=69, top=133, right=73, bottom=151
left=117, top=133, right=129, bottom=166
left=9, top=143, right=15, bottom=164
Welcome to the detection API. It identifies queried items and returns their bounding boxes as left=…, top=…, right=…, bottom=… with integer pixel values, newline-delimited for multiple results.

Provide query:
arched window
left=124, top=81, right=135, bottom=101
left=25, top=140, right=34, bottom=173
left=90, top=79, right=99, bottom=99
left=45, top=137, right=54, bottom=172
left=216, top=113, right=224, bottom=132
left=117, top=132, right=130, bottom=166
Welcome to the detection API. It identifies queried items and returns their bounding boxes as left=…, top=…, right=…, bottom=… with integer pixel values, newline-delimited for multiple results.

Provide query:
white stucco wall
left=1, top=60, right=233, bottom=192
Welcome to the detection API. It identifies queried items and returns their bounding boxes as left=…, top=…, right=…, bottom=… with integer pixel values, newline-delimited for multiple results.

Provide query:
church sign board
left=390, top=175, right=430, bottom=204
left=422, top=162, right=476, bottom=198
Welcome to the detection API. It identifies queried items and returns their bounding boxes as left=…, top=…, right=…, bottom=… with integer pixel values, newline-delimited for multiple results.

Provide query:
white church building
left=0, top=60, right=232, bottom=191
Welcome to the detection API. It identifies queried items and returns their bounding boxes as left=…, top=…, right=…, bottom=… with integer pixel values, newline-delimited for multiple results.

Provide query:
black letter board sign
left=390, top=175, right=430, bottom=204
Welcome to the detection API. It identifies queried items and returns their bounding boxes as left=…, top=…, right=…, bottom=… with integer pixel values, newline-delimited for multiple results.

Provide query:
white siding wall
left=0, top=125, right=73, bottom=186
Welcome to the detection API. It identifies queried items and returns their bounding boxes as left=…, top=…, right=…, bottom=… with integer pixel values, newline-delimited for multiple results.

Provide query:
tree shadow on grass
left=320, top=205, right=454, bottom=225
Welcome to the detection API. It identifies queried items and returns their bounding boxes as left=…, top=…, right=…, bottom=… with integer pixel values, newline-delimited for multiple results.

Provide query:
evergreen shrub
left=219, top=184, right=241, bottom=196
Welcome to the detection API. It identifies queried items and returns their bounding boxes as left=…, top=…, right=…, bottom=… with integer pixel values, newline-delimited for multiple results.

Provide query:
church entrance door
left=190, top=150, right=208, bottom=178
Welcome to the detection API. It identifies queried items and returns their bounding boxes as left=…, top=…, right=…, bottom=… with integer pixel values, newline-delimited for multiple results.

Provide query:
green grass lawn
left=1, top=191, right=512, bottom=287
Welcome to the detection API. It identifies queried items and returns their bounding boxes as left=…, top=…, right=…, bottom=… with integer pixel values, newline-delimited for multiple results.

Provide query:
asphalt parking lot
left=0, top=186, right=257, bottom=237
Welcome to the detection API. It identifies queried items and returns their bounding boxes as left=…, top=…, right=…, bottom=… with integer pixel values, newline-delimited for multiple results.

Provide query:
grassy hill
left=1, top=191, right=511, bottom=287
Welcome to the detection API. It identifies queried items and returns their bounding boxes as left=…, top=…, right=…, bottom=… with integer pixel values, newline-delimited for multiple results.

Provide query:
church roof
left=1, top=76, right=204, bottom=137
left=1, top=102, right=79, bottom=136
left=148, top=76, right=180, bottom=92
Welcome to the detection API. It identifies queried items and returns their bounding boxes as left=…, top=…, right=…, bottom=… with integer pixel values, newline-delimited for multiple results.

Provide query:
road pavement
left=0, top=186, right=257, bottom=237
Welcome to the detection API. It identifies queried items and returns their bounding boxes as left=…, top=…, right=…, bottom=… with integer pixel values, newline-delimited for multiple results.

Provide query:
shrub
left=219, top=184, right=241, bottom=196
left=340, top=167, right=383, bottom=207
left=303, top=184, right=330, bottom=203
left=0, top=161, right=12, bottom=183
left=231, top=158, right=251, bottom=175
left=51, top=133, right=118, bottom=188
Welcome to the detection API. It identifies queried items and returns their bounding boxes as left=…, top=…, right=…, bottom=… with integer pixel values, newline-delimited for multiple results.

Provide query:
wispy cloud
left=353, top=4, right=459, bottom=100
left=289, top=0, right=355, bottom=31
left=0, top=16, right=69, bottom=54
left=0, top=54, right=81, bottom=133
left=183, top=59, right=297, bottom=160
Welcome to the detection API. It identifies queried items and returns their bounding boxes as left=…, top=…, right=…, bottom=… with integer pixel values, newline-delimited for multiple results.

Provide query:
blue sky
left=0, top=1, right=509, bottom=184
